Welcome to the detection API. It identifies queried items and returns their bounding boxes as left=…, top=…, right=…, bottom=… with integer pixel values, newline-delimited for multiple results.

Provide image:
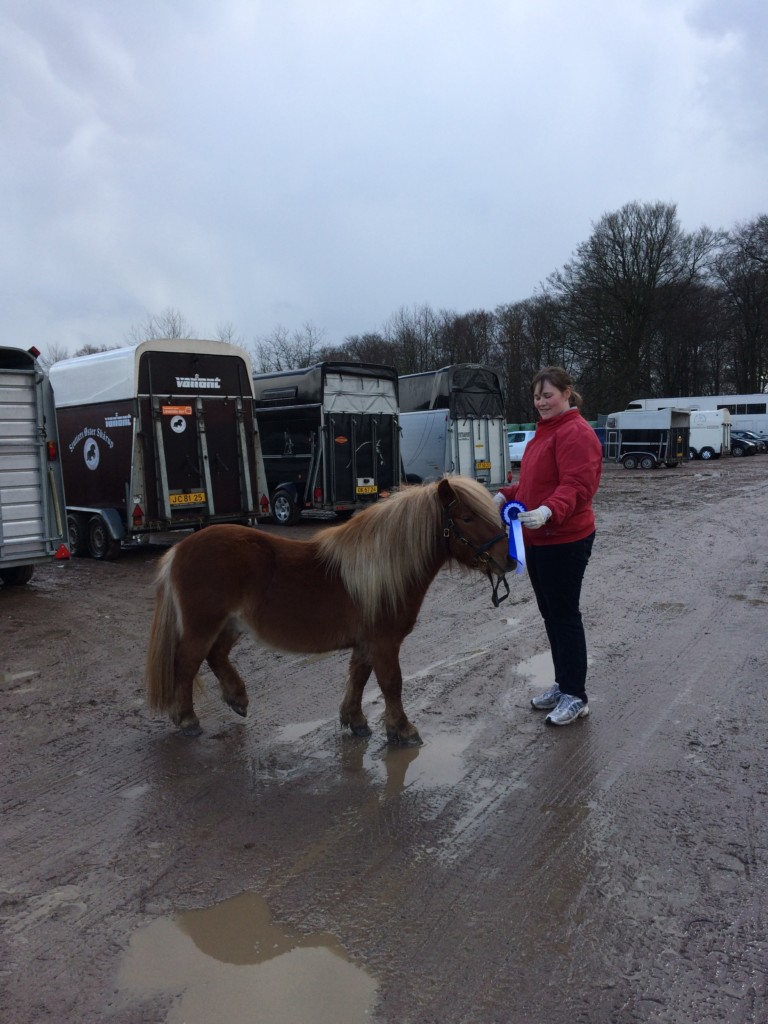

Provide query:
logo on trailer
left=84, top=438, right=100, bottom=470
left=174, top=374, right=221, bottom=390
left=68, top=426, right=114, bottom=468
left=170, top=415, right=187, bottom=434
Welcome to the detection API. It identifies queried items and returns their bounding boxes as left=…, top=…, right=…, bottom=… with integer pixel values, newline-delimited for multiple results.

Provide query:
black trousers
left=525, top=532, right=595, bottom=702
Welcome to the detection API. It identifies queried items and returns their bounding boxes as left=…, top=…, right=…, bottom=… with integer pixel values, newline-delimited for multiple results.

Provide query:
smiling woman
left=495, top=366, right=603, bottom=727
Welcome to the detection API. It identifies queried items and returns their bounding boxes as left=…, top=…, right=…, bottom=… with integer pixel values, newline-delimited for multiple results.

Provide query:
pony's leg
left=339, top=648, right=373, bottom=738
left=206, top=624, right=249, bottom=718
left=170, top=637, right=211, bottom=737
left=372, top=644, right=422, bottom=747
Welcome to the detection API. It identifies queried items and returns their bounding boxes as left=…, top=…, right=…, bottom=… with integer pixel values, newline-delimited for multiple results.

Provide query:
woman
left=495, top=367, right=603, bottom=726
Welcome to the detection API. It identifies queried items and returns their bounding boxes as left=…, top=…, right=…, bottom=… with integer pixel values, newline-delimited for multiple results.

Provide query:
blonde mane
left=316, top=476, right=500, bottom=621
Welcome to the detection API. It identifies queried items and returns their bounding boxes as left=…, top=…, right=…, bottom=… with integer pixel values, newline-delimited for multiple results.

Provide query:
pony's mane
left=316, top=476, right=499, bottom=620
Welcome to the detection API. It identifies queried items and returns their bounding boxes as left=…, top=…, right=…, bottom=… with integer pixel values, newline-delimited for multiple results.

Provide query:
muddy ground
left=1, top=455, right=767, bottom=1024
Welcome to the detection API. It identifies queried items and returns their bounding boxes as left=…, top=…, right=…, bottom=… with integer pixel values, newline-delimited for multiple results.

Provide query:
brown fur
left=145, top=476, right=513, bottom=743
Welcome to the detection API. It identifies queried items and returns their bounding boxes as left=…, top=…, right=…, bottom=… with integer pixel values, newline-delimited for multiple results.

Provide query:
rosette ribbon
left=501, top=500, right=527, bottom=575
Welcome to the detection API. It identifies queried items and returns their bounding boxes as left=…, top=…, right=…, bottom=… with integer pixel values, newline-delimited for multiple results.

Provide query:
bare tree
left=216, top=321, right=242, bottom=346
left=72, top=343, right=116, bottom=357
left=548, top=201, right=720, bottom=409
left=252, top=322, right=327, bottom=373
left=126, top=307, right=195, bottom=344
left=38, top=342, right=71, bottom=370
left=320, top=332, right=398, bottom=366
left=714, top=216, right=768, bottom=391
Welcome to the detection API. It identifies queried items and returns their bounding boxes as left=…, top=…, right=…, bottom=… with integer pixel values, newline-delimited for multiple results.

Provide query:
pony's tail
left=145, top=548, right=181, bottom=712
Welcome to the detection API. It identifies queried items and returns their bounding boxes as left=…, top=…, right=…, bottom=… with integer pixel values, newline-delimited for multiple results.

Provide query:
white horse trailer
left=627, top=394, right=768, bottom=440
left=688, top=409, right=731, bottom=460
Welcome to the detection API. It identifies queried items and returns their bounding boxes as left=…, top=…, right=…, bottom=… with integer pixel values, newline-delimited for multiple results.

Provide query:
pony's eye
left=460, top=515, right=474, bottom=523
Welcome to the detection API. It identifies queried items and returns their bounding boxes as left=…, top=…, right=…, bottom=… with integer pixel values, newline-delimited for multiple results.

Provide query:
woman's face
left=533, top=379, right=572, bottom=420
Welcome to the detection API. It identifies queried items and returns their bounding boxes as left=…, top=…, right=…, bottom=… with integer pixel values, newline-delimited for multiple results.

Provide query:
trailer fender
left=66, top=507, right=126, bottom=541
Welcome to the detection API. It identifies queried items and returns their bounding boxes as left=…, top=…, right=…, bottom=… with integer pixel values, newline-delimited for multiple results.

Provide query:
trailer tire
left=699, top=447, right=715, bottom=460
left=0, top=565, right=35, bottom=586
left=270, top=490, right=301, bottom=527
left=67, top=513, right=88, bottom=557
left=622, top=455, right=639, bottom=470
left=86, top=515, right=121, bottom=560
left=639, top=455, right=656, bottom=470
left=688, top=448, right=699, bottom=460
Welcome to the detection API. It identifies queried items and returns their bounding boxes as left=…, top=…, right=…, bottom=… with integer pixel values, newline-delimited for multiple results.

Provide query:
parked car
left=730, top=435, right=759, bottom=457
left=731, top=429, right=767, bottom=453
left=508, top=429, right=535, bottom=465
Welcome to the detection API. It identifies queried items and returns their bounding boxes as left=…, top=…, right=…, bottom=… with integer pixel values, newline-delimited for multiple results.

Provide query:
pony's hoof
left=178, top=717, right=202, bottom=737
left=349, top=722, right=372, bottom=738
left=386, top=727, right=423, bottom=747
left=227, top=701, right=248, bottom=718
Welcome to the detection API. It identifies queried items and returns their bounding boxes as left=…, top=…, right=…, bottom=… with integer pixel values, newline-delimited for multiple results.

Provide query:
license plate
left=356, top=485, right=378, bottom=495
left=169, top=492, right=206, bottom=506
left=475, top=460, right=491, bottom=470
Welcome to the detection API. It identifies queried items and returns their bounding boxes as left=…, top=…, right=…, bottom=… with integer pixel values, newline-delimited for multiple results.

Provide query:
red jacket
left=497, top=408, right=603, bottom=546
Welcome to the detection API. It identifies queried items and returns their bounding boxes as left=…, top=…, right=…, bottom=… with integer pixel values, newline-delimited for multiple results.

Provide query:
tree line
left=50, top=201, right=768, bottom=423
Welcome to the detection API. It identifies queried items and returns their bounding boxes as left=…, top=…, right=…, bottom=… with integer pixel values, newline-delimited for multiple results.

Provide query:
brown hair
left=531, top=366, right=583, bottom=410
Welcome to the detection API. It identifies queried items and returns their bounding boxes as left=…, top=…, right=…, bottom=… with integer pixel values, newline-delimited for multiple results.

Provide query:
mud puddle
left=118, top=891, right=377, bottom=1024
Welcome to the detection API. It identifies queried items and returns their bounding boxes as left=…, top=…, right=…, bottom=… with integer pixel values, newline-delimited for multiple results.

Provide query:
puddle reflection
left=119, top=891, right=377, bottom=1024
left=337, top=725, right=480, bottom=797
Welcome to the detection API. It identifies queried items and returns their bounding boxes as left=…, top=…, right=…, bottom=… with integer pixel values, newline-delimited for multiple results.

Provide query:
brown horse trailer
left=0, top=345, right=69, bottom=585
left=49, top=340, right=269, bottom=559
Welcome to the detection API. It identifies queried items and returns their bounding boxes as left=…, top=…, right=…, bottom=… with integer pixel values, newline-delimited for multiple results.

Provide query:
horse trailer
left=251, top=361, right=401, bottom=525
left=603, top=409, right=690, bottom=469
left=688, top=409, right=731, bottom=460
left=0, top=345, right=69, bottom=585
left=398, top=363, right=510, bottom=489
left=50, top=340, right=269, bottom=558
left=627, top=393, right=768, bottom=441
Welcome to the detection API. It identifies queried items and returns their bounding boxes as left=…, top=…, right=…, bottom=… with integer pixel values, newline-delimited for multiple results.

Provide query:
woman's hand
left=518, top=506, right=552, bottom=529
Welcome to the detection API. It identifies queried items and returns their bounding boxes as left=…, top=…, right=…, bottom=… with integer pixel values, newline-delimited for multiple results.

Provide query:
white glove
left=517, top=505, right=552, bottom=529
left=493, top=492, right=506, bottom=509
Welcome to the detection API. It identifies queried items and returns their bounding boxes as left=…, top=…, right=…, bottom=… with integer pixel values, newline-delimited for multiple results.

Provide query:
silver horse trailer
left=0, top=346, right=68, bottom=586
left=398, top=363, right=510, bottom=489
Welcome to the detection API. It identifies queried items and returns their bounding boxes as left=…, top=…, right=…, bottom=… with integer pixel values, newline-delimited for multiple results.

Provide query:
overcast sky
left=2, top=0, right=766, bottom=360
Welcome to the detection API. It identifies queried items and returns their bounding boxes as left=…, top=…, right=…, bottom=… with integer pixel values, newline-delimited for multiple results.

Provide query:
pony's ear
left=437, top=478, right=457, bottom=508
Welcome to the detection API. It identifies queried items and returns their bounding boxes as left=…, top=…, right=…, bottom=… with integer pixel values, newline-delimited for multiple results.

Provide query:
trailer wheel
left=0, top=565, right=35, bottom=586
left=67, top=513, right=88, bottom=557
left=622, top=455, right=639, bottom=470
left=270, top=491, right=301, bottom=526
left=699, top=447, right=715, bottom=460
left=688, top=447, right=699, bottom=460
left=639, top=455, right=656, bottom=470
left=86, top=515, right=121, bottom=560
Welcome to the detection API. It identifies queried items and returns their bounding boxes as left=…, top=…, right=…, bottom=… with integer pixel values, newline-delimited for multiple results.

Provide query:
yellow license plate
left=356, top=485, right=378, bottom=495
left=475, top=460, right=491, bottom=470
left=170, top=492, right=206, bottom=506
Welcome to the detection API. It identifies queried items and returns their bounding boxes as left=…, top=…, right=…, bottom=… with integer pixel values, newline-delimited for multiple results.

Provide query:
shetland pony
left=145, top=476, right=513, bottom=745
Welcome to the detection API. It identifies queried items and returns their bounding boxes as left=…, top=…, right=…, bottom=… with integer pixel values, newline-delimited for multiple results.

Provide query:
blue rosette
left=501, top=500, right=527, bottom=574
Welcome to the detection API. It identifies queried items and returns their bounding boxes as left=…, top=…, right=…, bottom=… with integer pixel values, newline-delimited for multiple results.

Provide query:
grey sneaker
left=546, top=693, right=589, bottom=726
left=531, top=684, right=561, bottom=710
